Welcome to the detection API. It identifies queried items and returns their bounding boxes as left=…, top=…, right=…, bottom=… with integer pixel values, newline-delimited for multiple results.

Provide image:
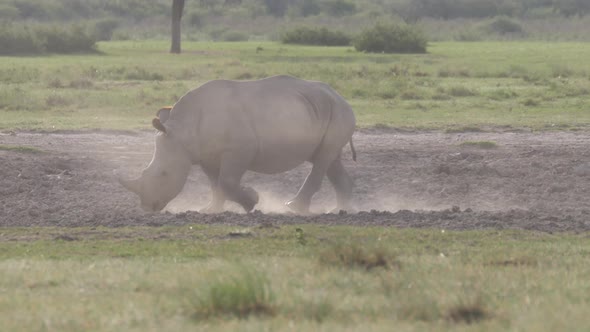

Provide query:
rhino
left=118, top=75, right=356, bottom=214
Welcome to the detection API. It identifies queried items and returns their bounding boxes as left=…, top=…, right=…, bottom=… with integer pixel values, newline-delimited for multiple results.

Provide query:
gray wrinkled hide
left=121, top=75, right=356, bottom=214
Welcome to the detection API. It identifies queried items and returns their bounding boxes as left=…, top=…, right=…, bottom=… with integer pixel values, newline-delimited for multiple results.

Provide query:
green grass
left=1, top=41, right=589, bottom=131
left=459, top=141, right=498, bottom=149
left=0, top=225, right=589, bottom=331
left=0, top=144, right=44, bottom=153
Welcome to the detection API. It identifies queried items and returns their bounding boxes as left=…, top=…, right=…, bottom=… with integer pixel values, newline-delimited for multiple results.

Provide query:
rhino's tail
left=349, top=138, right=357, bottom=162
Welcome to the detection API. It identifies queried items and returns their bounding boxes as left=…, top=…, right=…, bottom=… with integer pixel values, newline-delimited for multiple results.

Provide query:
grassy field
left=1, top=225, right=589, bottom=331
left=2, top=41, right=589, bottom=331
left=1, top=40, right=589, bottom=131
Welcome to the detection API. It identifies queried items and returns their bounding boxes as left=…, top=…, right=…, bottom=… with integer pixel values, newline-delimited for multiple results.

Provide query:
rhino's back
left=171, top=76, right=353, bottom=173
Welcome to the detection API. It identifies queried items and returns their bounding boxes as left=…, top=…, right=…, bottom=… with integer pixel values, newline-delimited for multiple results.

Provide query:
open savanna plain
left=1, top=41, right=590, bottom=331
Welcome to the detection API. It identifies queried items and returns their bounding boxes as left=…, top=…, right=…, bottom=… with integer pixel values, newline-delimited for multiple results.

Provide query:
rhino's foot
left=242, top=187, right=259, bottom=213
left=285, top=199, right=311, bottom=215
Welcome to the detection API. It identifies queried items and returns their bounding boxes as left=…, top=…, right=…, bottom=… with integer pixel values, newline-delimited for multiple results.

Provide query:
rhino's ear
left=156, top=106, right=172, bottom=124
left=152, top=117, right=167, bottom=133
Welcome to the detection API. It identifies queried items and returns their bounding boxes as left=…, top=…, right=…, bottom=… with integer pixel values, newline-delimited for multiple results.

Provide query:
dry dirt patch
left=0, top=130, right=589, bottom=232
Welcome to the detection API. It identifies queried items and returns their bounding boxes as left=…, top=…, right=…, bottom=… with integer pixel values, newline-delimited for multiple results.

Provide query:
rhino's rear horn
left=152, top=117, right=167, bottom=133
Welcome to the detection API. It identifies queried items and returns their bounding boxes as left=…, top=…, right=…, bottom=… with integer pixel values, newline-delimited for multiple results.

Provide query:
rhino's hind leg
left=286, top=153, right=338, bottom=214
left=326, top=157, right=354, bottom=213
left=218, top=152, right=259, bottom=212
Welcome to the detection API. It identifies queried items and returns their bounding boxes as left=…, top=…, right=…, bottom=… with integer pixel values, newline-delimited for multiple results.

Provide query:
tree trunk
left=170, top=0, right=185, bottom=54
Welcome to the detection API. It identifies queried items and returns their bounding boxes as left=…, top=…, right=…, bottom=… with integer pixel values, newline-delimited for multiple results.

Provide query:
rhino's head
left=118, top=108, right=191, bottom=212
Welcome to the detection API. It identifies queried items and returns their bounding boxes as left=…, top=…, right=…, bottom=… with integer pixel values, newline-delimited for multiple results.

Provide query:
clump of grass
left=459, top=141, right=498, bottom=149
left=550, top=64, right=576, bottom=78
left=191, top=268, right=275, bottom=319
left=47, top=78, right=64, bottom=89
left=438, top=67, right=471, bottom=78
left=69, top=78, right=94, bottom=89
left=398, top=297, right=441, bottom=322
left=400, top=89, right=425, bottom=100
left=446, top=300, right=490, bottom=324
left=0, top=145, right=43, bottom=154
left=124, top=67, right=164, bottom=81
left=376, top=88, right=397, bottom=99
left=487, top=89, right=518, bottom=100
left=447, top=85, right=478, bottom=97
left=486, top=256, right=538, bottom=267
left=301, top=297, right=333, bottom=322
left=45, top=94, right=71, bottom=107
left=523, top=98, right=540, bottom=107
left=431, top=93, right=451, bottom=100
left=445, top=126, right=485, bottom=133
left=234, top=72, right=253, bottom=80
left=319, top=243, right=396, bottom=271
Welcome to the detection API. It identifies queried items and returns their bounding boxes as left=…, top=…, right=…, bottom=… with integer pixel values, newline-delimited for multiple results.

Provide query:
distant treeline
left=0, top=0, right=588, bottom=22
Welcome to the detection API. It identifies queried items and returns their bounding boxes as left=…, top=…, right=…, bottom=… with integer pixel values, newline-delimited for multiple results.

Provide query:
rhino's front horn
left=117, top=175, right=141, bottom=195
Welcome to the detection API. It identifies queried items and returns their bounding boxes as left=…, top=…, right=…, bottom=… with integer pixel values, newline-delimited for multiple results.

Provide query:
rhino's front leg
left=218, top=151, right=259, bottom=212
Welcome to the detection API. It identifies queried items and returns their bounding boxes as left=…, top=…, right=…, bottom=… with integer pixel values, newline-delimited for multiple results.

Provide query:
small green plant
left=192, top=268, right=275, bottom=319
left=281, top=26, right=351, bottom=46
left=354, top=22, right=427, bottom=54
left=459, top=141, right=498, bottom=149
left=295, top=228, right=307, bottom=245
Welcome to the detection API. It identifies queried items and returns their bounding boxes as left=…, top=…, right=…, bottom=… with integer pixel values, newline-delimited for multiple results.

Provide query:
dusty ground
left=1, top=129, right=589, bottom=232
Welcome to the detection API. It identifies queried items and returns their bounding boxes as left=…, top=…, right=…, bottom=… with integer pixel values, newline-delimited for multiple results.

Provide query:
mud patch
left=0, top=131, right=589, bottom=232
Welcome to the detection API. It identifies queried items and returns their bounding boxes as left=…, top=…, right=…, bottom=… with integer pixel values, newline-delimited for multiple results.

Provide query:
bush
left=221, top=30, right=249, bottom=42
left=187, top=10, right=206, bottom=28
left=354, top=22, right=427, bottom=54
left=485, top=16, right=524, bottom=34
left=281, top=26, right=351, bottom=46
left=322, top=0, right=356, bottom=16
left=0, top=24, right=44, bottom=55
left=93, top=18, right=120, bottom=41
left=0, top=23, right=97, bottom=55
left=37, top=24, right=96, bottom=53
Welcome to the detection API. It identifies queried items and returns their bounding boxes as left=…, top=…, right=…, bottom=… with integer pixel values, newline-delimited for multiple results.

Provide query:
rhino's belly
left=249, top=137, right=317, bottom=174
